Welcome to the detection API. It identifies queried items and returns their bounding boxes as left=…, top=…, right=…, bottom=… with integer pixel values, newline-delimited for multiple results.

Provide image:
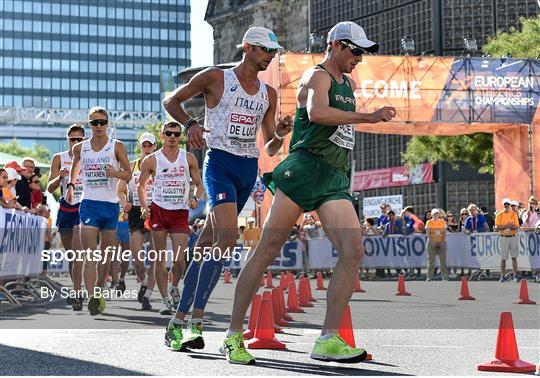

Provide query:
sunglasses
left=504, top=203, right=510, bottom=206
left=89, top=119, right=108, bottom=126
left=340, top=41, right=365, bottom=56
left=69, top=137, right=83, bottom=142
left=257, top=45, right=278, bottom=54
left=164, top=131, right=182, bottom=137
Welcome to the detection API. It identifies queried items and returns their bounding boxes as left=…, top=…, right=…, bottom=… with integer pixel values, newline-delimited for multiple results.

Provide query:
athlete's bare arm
left=47, top=154, right=64, bottom=193
left=300, top=68, right=396, bottom=125
left=163, top=68, right=224, bottom=149
left=109, top=141, right=132, bottom=182
left=260, top=85, right=293, bottom=157
left=186, top=152, right=205, bottom=209
left=65, top=142, right=82, bottom=203
left=137, top=155, right=156, bottom=218
left=117, top=161, right=135, bottom=212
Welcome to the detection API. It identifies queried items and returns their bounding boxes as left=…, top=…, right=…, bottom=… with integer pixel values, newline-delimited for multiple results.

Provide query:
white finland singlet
left=80, top=138, right=120, bottom=203
left=152, top=149, right=190, bottom=211
left=129, top=159, right=154, bottom=207
left=57, top=150, right=83, bottom=205
left=204, top=68, right=270, bottom=158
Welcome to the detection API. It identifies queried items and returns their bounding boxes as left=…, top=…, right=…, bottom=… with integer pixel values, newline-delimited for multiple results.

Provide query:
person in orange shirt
left=495, top=198, right=520, bottom=282
left=242, top=217, right=261, bottom=249
left=425, top=208, right=449, bottom=281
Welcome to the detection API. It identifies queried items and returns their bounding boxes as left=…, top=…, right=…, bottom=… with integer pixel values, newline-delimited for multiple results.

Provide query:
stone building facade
left=205, top=0, right=309, bottom=64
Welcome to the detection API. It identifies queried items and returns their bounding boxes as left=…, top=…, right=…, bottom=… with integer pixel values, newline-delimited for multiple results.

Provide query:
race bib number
left=133, top=177, right=154, bottom=206
left=329, top=124, right=355, bottom=150
left=227, top=113, right=257, bottom=149
left=72, top=176, right=84, bottom=203
left=83, top=163, right=109, bottom=188
left=160, top=180, right=187, bottom=203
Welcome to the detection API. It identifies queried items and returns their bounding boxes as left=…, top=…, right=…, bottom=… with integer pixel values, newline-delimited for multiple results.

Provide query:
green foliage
left=483, top=15, right=540, bottom=58
left=403, top=134, right=494, bottom=174
left=134, top=122, right=186, bottom=155
left=0, top=139, right=51, bottom=163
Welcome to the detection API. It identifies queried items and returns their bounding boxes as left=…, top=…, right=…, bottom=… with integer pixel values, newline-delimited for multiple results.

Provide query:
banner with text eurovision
left=0, top=207, right=46, bottom=278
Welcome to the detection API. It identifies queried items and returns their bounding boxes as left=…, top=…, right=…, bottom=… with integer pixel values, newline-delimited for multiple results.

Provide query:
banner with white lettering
left=362, top=195, right=403, bottom=218
left=0, top=208, right=46, bottom=278
left=308, top=232, right=540, bottom=269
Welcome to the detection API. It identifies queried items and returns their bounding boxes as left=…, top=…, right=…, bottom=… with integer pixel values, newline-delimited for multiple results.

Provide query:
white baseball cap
left=431, top=208, right=440, bottom=216
left=510, top=200, right=519, bottom=206
left=5, top=167, right=21, bottom=181
left=247, top=217, right=256, bottom=223
left=502, top=198, right=512, bottom=205
left=139, top=132, right=156, bottom=145
left=327, top=21, right=379, bottom=53
left=238, top=26, right=283, bottom=49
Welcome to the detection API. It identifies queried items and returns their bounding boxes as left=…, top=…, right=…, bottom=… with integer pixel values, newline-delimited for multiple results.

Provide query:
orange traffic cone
left=298, top=278, right=314, bottom=307
left=478, top=312, right=535, bottom=372
left=278, top=286, right=294, bottom=321
left=246, top=298, right=286, bottom=350
left=354, top=275, right=366, bottom=293
left=286, top=280, right=305, bottom=313
left=516, top=279, right=536, bottom=305
left=316, top=272, right=327, bottom=290
left=339, top=304, right=372, bottom=361
left=458, top=277, right=475, bottom=300
left=262, top=291, right=282, bottom=333
left=265, top=271, right=274, bottom=288
left=306, top=277, right=317, bottom=302
left=272, top=288, right=289, bottom=326
left=287, top=272, right=294, bottom=287
left=223, top=270, right=232, bottom=284
left=279, top=272, right=287, bottom=289
left=395, top=274, right=411, bottom=296
left=244, top=294, right=261, bottom=339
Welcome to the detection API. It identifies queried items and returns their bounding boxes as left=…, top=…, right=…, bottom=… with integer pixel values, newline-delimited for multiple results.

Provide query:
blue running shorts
left=79, top=199, right=119, bottom=231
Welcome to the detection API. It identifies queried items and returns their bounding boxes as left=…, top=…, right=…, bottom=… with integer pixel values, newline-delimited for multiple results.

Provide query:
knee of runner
left=340, top=242, right=365, bottom=264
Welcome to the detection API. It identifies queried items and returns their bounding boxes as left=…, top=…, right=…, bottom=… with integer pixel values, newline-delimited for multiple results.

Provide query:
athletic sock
left=162, top=296, right=169, bottom=304
left=177, top=261, right=200, bottom=314
left=141, top=278, right=148, bottom=286
left=226, top=329, right=241, bottom=338
left=188, top=317, right=203, bottom=327
left=320, top=332, right=336, bottom=340
left=193, top=258, right=224, bottom=310
left=170, top=317, right=183, bottom=326
left=143, top=289, right=153, bottom=299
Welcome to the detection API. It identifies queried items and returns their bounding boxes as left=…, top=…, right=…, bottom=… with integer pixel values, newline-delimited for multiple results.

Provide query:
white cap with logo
left=502, top=198, right=512, bottom=205
left=238, top=26, right=283, bottom=49
left=327, top=21, right=379, bottom=53
left=431, top=208, right=440, bottom=216
left=5, top=167, right=21, bottom=181
left=139, top=132, right=156, bottom=145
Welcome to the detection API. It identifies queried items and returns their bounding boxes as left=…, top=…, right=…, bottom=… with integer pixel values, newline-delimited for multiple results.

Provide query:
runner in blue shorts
left=66, top=106, right=132, bottom=316
left=47, top=123, right=85, bottom=311
left=162, top=26, right=292, bottom=352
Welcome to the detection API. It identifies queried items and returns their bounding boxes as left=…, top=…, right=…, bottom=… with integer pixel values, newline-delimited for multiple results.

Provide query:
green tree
left=0, top=139, right=51, bottom=163
left=134, top=122, right=186, bottom=155
left=403, top=15, right=539, bottom=175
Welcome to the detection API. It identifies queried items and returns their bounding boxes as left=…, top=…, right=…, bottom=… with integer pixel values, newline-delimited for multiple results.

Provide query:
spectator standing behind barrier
left=383, top=211, right=402, bottom=235
left=401, top=206, right=425, bottom=234
left=423, top=210, right=432, bottom=224
left=376, top=203, right=390, bottom=227
left=446, top=212, right=459, bottom=232
left=480, top=206, right=494, bottom=231
left=29, top=173, right=43, bottom=208
left=458, top=208, right=468, bottom=231
left=495, top=198, right=521, bottom=282
left=464, top=204, right=488, bottom=233
left=2, top=168, right=24, bottom=210
left=521, top=196, right=539, bottom=230
left=364, top=218, right=381, bottom=235
left=0, top=168, right=10, bottom=208
left=425, top=208, right=449, bottom=281
left=13, top=158, right=35, bottom=208
left=243, top=217, right=261, bottom=249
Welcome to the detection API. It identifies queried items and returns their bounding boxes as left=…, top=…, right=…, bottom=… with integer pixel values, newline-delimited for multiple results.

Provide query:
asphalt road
left=1, top=275, right=538, bottom=376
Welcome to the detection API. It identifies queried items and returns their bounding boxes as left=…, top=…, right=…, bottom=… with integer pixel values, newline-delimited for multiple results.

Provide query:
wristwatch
left=66, top=183, right=75, bottom=189
left=185, top=118, right=199, bottom=130
left=192, top=196, right=200, bottom=203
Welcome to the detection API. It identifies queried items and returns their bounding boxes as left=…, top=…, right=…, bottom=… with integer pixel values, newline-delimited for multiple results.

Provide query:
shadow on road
left=0, top=344, right=147, bottom=375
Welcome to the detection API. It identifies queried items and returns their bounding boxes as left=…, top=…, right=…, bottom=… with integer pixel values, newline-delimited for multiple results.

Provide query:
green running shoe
left=183, top=322, right=205, bottom=350
left=219, top=332, right=255, bottom=365
left=164, top=323, right=186, bottom=351
left=87, top=295, right=105, bottom=316
left=310, top=334, right=367, bottom=363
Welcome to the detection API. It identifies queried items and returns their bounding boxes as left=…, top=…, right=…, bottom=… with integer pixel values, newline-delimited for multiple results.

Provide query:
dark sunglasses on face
left=504, top=203, right=510, bottom=207
left=89, top=119, right=108, bottom=126
left=340, top=41, right=365, bottom=56
left=258, top=45, right=278, bottom=54
left=164, top=131, right=182, bottom=137
left=69, top=137, right=83, bottom=142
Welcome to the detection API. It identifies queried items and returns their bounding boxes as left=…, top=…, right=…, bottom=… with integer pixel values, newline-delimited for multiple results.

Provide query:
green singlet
left=263, top=64, right=357, bottom=211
